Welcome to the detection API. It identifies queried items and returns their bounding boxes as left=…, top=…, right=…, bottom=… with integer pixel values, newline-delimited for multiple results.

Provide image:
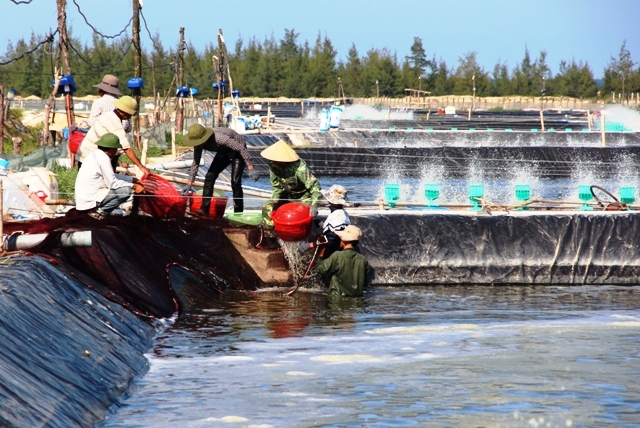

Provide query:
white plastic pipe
left=3, top=231, right=92, bottom=251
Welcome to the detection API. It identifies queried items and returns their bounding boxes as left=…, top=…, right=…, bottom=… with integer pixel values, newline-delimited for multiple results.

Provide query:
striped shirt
left=79, top=94, right=132, bottom=132
left=189, top=128, right=253, bottom=182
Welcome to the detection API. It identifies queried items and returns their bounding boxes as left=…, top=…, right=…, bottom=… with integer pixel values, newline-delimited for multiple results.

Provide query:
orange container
left=190, top=194, right=228, bottom=218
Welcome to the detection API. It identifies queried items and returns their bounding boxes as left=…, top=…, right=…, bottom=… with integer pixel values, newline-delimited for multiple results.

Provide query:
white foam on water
left=604, top=105, right=640, bottom=132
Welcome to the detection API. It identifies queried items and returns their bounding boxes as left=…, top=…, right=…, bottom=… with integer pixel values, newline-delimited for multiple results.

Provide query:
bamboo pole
left=540, top=109, right=545, bottom=132
left=0, top=181, right=3, bottom=253
left=0, top=86, right=4, bottom=155
left=171, top=126, right=176, bottom=159
left=601, top=112, right=606, bottom=147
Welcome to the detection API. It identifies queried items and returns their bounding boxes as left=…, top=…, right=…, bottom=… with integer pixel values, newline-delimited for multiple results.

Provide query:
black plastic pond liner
left=353, top=212, right=640, bottom=285
left=0, top=214, right=272, bottom=426
left=0, top=256, right=154, bottom=428
left=249, top=145, right=640, bottom=178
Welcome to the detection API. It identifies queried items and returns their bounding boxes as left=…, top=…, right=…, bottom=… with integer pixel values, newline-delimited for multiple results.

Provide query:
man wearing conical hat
left=258, top=140, right=322, bottom=248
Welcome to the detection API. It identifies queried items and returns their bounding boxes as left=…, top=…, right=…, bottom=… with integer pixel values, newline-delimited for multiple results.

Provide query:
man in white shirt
left=77, top=96, right=150, bottom=176
left=75, top=133, right=144, bottom=219
left=79, top=74, right=132, bottom=132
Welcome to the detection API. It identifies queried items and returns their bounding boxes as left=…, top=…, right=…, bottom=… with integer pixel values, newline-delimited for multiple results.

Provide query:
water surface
left=101, top=285, right=640, bottom=427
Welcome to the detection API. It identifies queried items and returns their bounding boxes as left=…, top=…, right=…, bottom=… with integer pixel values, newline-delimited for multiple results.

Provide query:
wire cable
left=0, top=30, right=59, bottom=66
left=71, top=0, right=133, bottom=40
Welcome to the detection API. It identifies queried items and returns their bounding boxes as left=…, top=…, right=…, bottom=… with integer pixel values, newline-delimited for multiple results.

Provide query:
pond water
left=100, top=285, right=640, bottom=427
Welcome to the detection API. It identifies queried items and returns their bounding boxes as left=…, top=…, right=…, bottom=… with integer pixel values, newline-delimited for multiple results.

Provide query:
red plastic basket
left=189, top=194, right=228, bottom=218
left=271, top=203, right=313, bottom=241
left=138, top=174, right=187, bottom=218
left=69, top=130, right=86, bottom=154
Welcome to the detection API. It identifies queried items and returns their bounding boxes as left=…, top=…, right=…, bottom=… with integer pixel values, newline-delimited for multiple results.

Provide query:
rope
left=0, top=30, right=59, bottom=66
left=71, top=0, right=133, bottom=40
left=67, top=39, right=133, bottom=71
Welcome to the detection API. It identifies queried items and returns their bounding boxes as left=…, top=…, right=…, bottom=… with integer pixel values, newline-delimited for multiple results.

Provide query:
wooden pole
left=267, top=106, right=272, bottom=129
left=540, top=109, right=545, bottom=132
left=175, top=27, right=185, bottom=132
left=171, top=126, right=176, bottom=160
left=132, top=0, right=142, bottom=150
left=601, top=112, right=606, bottom=147
left=0, top=181, right=3, bottom=253
left=0, top=86, right=4, bottom=155
left=151, top=55, right=159, bottom=125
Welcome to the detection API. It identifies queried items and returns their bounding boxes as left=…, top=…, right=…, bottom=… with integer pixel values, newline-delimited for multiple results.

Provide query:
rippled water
left=100, top=285, right=640, bottom=427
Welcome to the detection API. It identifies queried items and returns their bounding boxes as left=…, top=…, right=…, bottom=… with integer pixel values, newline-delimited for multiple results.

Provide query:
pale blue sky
left=1, top=0, right=639, bottom=78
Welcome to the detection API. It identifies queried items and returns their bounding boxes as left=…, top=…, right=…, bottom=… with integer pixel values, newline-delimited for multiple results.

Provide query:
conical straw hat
left=260, top=140, right=300, bottom=162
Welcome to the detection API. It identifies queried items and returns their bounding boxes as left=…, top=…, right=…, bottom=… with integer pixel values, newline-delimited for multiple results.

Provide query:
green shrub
left=53, top=164, right=78, bottom=201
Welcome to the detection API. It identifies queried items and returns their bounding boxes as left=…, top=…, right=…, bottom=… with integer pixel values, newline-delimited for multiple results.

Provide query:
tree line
left=1, top=30, right=639, bottom=102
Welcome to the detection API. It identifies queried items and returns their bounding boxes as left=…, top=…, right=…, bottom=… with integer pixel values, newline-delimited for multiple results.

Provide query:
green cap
left=96, top=133, right=122, bottom=149
left=184, top=124, right=214, bottom=147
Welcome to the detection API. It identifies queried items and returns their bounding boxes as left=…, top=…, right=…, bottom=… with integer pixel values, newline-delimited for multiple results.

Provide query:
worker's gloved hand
left=182, top=186, right=194, bottom=196
left=247, top=168, right=259, bottom=182
left=309, top=205, right=318, bottom=217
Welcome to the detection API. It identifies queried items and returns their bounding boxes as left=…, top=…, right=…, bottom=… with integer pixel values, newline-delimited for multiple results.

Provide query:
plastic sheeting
left=2, top=214, right=266, bottom=318
left=0, top=256, right=154, bottom=427
left=353, top=211, right=640, bottom=285
left=248, top=145, right=640, bottom=178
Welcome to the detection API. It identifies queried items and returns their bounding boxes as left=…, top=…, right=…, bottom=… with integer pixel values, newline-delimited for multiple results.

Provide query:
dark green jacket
left=314, top=248, right=370, bottom=297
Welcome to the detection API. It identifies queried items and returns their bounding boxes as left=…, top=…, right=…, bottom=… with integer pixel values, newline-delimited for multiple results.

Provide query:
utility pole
left=175, top=27, right=185, bottom=132
left=132, top=0, right=142, bottom=148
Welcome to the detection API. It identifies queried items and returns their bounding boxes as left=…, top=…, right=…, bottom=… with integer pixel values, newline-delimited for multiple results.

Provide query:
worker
left=304, top=184, right=351, bottom=257
left=75, top=133, right=145, bottom=219
left=313, top=225, right=370, bottom=298
left=258, top=140, right=322, bottom=249
left=77, top=96, right=150, bottom=176
left=184, top=124, right=258, bottom=215
left=78, top=74, right=131, bottom=132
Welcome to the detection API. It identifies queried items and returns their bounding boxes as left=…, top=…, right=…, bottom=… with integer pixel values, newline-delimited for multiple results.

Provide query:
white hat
left=321, top=184, right=350, bottom=206
left=335, top=225, right=362, bottom=242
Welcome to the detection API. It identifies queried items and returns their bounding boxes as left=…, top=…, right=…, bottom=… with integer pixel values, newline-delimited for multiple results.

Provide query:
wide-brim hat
left=260, top=140, right=299, bottom=162
left=335, top=225, right=362, bottom=242
left=184, top=124, right=214, bottom=147
left=113, top=96, right=137, bottom=115
left=321, top=184, right=350, bottom=206
left=93, top=74, right=121, bottom=96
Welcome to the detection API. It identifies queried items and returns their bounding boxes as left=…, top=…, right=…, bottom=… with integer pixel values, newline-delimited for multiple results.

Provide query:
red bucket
left=189, top=194, right=228, bottom=218
left=139, top=174, right=187, bottom=218
left=271, top=202, right=313, bottom=241
left=69, top=130, right=86, bottom=154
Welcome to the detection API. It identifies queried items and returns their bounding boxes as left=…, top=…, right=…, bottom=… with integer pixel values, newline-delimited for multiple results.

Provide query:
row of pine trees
left=2, top=30, right=639, bottom=102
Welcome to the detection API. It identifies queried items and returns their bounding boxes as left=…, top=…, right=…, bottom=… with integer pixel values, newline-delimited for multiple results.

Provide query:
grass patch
left=53, top=164, right=78, bottom=200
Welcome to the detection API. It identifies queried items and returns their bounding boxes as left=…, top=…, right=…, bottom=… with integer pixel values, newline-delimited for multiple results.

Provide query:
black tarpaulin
left=353, top=211, right=640, bottom=285
left=0, top=256, right=154, bottom=427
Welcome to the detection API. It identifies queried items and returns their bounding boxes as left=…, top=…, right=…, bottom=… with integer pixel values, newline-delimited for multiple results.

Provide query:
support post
left=0, top=181, right=3, bottom=253
left=540, top=109, right=545, bottom=132
left=175, top=27, right=185, bottom=132
left=601, top=111, right=606, bottom=147
left=132, top=0, right=142, bottom=150
left=0, top=86, right=4, bottom=155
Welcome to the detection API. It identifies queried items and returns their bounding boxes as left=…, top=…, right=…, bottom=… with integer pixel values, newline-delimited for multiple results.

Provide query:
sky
left=1, top=0, right=639, bottom=79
